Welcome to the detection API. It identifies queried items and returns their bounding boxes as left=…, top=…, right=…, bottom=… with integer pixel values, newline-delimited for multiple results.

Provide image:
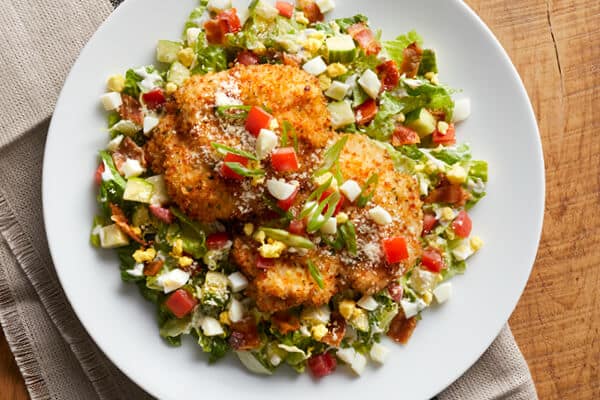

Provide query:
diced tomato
left=94, top=163, right=104, bottom=185
left=387, top=282, right=404, bottom=303
left=237, top=50, right=260, bottom=65
left=288, top=219, right=306, bottom=235
left=319, top=188, right=345, bottom=216
left=271, top=147, right=300, bottom=172
left=218, top=8, right=242, bottom=34
left=220, top=153, right=249, bottom=180
left=308, top=353, right=337, bottom=378
left=392, top=126, right=420, bottom=146
left=204, top=19, right=224, bottom=44
left=399, top=42, right=423, bottom=78
left=382, top=236, right=409, bottom=263
left=355, top=99, right=378, bottom=125
left=421, top=248, right=445, bottom=273
left=142, top=88, right=166, bottom=110
left=165, top=289, right=198, bottom=318
left=347, top=23, right=381, bottom=55
left=256, top=255, right=275, bottom=269
left=432, top=123, right=456, bottom=146
left=298, top=0, right=323, bottom=23
left=149, top=205, right=174, bottom=224
left=452, top=210, right=472, bottom=238
left=277, top=186, right=299, bottom=211
left=422, top=212, right=438, bottom=235
left=275, top=1, right=295, bottom=18
left=206, top=232, right=231, bottom=249
left=119, top=94, right=144, bottom=125
left=376, top=60, right=400, bottom=91
left=245, top=106, right=274, bottom=137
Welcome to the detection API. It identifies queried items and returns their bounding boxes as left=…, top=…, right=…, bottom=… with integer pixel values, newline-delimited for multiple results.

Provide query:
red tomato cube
left=308, top=352, right=337, bottom=378
left=142, top=88, right=166, bottom=110
left=422, top=212, right=438, bottom=236
left=271, top=147, right=299, bottom=172
left=245, top=106, right=273, bottom=137
left=276, top=187, right=299, bottom=211
left=206, top=232, right=231, bottom=249
left=319, top=188, right=345, bottom=216
left=452, top=210, right=472, bottom=238
left=421, top=248, right=445, bottom=272
left=382, top=237, right=409, bottom=263
left=220, top=153, right=249, bottom=180
left=165, top=289, right=198, bottom=318
left=275, top=1, right=295, bottom=18
left=288, top=219, right=306, bottom=235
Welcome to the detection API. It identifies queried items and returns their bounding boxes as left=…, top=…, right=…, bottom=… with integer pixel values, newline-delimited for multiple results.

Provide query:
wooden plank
left=0, top=329, right=29, bottom=400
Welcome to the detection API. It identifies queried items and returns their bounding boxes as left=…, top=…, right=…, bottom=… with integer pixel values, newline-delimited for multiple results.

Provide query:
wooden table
left=0, top=0, right=598, bottom=399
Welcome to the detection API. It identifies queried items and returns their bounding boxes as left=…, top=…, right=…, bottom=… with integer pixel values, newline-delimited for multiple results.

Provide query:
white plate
left=43, top=0, right=544, bottom=398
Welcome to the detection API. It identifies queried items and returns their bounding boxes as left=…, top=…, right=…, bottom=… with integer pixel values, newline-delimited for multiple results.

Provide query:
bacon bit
left=237, top=50, right=260, bottom=66
left=229, top=317, right=261, bottom=350
left=119, top=94, right=144, bottom=126
left=109, top=203, right=147, bottom=245
left=425, top=179, right=470, bottom=206
left=429, top=110, right=447, bottom=121
left=149, top=205, right=174, bottom=224
left=204, top=19, right=224, bottom=44
left=376, top=60, right=401, bottom=91
left=321, top=312, right=346, bottom=347
left=271, top=311, right=301, bottom=334
left=392, top=126, right=420, bottom=146
left=399, top=42, right=423, bottom=78
left=355, top=99, right=378, bottom=126
left=387, top=312, right=417, bottom=344
left=347, top=23, right=381, bottom=55
left=144, top=259, right=164, bottom=276
left=298, top=0, right=323, bottom=23
left=281, top=52, right=302, bottom=67
left=94, top=163, right=105, bottom=186
left=112, top=137, right=147, bottom=174
left=218, top=8, right=242, bottom=35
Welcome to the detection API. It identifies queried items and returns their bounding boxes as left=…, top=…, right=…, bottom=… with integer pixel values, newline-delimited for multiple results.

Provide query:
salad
left=92, top=0, right=487, bottom=378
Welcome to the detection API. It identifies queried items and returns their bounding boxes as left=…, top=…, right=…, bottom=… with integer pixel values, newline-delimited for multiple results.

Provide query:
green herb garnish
left=214, top=105, right=252, bottom=119
left=211, top=142, right=258, bottom=161
left=314, top=136, right=348, bottom=177
left=356, top=173, right=379, bottom=207
left=339, top=221, right=357, bottom=256
left=299, top=176, right=334, bottom=220
left=259, top=228, right=315, bottom=249
left=306, top=190, right=340, bottom=233
left=224, top=162, right=265, bottom=177
left=307, top=260, right=324, bottom=289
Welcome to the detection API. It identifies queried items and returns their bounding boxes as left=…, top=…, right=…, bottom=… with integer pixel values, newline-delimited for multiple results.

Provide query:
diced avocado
left=406, top=108, right=437, bottom=137
left=418, top=49, right=438, bottom=75
left=156, top=40, right=183, bottom=64
left=146, top=175, right=170, bottom=205
left=326, top=35, right=356, bottom=63
left=132, top=206, right=151, bottom=227
left=167, top=62, right=190, bottom=86
left=327, top=101, right=355, bottom=129
left=99, top=224, right=129, bottom=248
left=123, top=178, right=154, bottom=203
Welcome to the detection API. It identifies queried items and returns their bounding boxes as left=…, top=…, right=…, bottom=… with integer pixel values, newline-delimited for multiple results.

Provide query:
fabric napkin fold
left=0, top=0, right=537, bottom=399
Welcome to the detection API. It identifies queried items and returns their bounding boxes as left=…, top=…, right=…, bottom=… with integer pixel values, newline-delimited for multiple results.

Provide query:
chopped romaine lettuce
left=383, top=30, right=422, bottom=66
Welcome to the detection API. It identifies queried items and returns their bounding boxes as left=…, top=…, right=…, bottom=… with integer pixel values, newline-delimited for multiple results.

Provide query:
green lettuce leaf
left=182, top=0, right=209, bottom=37
left=383, top=30, right=422, bottom=66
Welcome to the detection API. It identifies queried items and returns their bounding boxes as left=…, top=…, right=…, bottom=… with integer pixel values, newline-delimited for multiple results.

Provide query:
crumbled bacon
left=387, top=312, right=417, bottom=344
left=119, top=94, right=144, bottom=126
left=271, top=311, right=301, bottom=334
left=399, top=42, right=423, bottom=78
left=347, top=23, right=381, bottom=55
left=376, top=60, right=400, bottom=91
left=229, top=317, right=261, bottom=350
left=392, top=126, right=420, bottom=146
left=281, top=52, right=302, bottom=67
left=298, top=0, right=323, bottom=23
left=112, top=137, right=147, bottom=174
left=144, top=259, right=164, bottom=276
left=321, top=312, right=346, bottom=347
left=109, top=203, right=147, bottom=245
left=425, top=179, right=470, bottom=206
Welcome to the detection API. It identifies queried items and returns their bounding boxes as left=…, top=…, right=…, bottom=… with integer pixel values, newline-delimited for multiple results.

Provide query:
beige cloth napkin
left=0, top=1, right=538, bottom=399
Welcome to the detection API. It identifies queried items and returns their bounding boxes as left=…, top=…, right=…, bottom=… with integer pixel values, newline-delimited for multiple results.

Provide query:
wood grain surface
left=0, top=1, right=598, bottom=399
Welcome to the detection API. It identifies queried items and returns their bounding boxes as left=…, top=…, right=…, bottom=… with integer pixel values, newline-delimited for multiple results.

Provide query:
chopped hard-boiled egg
left=452, top=240, right=475, bottom=261
left=106, top=74, right=125, bottom=92
left=186, top=27, right=202, bottom=47
left=120, top=158, right=145, bottom=178
left=227, top=271, right=249, bottom=292
left=207, top=0, right=232, bottom=12
left=126, top=263, right=145, bottom=277
left=314, top=172, right=337, bottom=189
left=453, top=98, right=471, bottom=123
left=369, top=343, right=390, bottom=364
left=177, top=47, right=195, bottom=68
left=400, top=298, right=427, bottom=319
left=228, top=298, right=244, bottom=322
left=336, top=347, right=367, bottom=375
left=301, top=305, right=331, bottom=325
left=357, top=69, right=381, bottom=99
left=368, top=206, right=393, bottom=226
left=311, top=324, right=328, bottom=340
left=470, top=236, right=484, bottom=251
left=201, top=317, right=225, bottom=336
left=256, top=129, right=278, bottom=159
left=266, top=178, right=298, bottom=200
left=254, top=0, right=279, bottom=20
left=324, top=80, right=350, bottom=101
left=338, top=300, right=356, bottom=320
left=350, top=308, right=369, bottom=332
left=302, top=56, right=328, bottom=76
left=157, top=269, right=190, bottom=293
left=320, top=217, right=337, bottom=235
left=100, top=92, right=122, bottom=111
left=258, top=240, right=287, bottom=258
left=357, top=295, right=379, bottom=311
left=446, top=164, right=468, bottom=184
left=143, top=116, right=160, bottom=134
left=132, top=247, right=156, bottom=263
left=336, top=212, right=349, bottom=224
left=178, top=256, right=194, bottom=268
left=339, top=179, right=361, bottom=203
left=433, top=282, right=453, bottom=304
left=106, top=135, right=124, bottom=152
left=315, top=0, right=335, bottom=13
left=326, top=63, right=348, bottom=78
